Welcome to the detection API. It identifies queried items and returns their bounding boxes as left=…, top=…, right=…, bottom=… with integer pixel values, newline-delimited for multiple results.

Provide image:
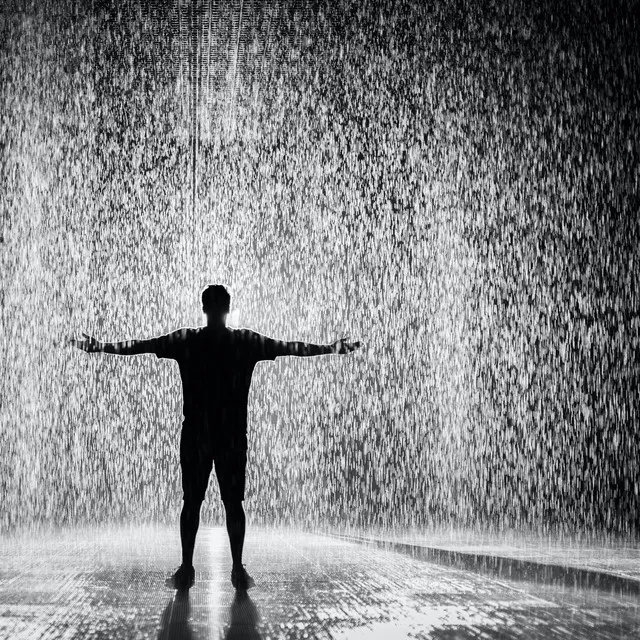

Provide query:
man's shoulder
left=160, top=327, right=199, bottom=349
left=229, top=326, right=265, bottom=337
left=151, top=327, right=197, bottom=359
left=227, top=327, right=256, bottom=344
left=169, top=327, right=198, bottom=340
left=228, top=328, right=275, bottom=350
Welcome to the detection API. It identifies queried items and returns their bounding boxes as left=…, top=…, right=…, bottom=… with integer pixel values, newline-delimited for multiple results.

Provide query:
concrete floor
left=0, top=526, right=639, bottom=639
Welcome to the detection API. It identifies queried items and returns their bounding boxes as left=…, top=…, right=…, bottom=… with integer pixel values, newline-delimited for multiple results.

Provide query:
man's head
left=201, top=284, right=231, bottom=323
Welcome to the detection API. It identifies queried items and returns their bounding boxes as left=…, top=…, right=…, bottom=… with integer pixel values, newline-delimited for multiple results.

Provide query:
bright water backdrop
left=1, top=0, right=639, bottom=534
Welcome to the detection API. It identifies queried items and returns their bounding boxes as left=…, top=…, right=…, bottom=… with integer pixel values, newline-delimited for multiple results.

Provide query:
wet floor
left=0, top=526, right=638, bottom=639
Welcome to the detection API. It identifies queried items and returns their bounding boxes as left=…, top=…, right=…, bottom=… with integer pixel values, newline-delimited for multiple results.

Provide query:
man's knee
left=223, top=498, right=244, bottom=515
left=182, top=496, right=204, bottom=513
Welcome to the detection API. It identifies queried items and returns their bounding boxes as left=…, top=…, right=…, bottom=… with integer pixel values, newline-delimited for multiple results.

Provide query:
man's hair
left=201, top=284, right=231, bottom=315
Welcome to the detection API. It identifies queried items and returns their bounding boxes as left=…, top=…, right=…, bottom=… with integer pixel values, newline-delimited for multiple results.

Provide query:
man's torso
left=161, top=327, right=266, bottom=449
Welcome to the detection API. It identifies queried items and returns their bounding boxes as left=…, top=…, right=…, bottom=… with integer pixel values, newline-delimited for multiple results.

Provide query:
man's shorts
left=180, top=431, right=247, bottom=505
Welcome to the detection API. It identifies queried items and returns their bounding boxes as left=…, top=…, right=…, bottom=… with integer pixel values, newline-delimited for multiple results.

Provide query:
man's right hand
left=330, top=337, right=362, bottom=355
left=70, top=333, right=104, bottom=353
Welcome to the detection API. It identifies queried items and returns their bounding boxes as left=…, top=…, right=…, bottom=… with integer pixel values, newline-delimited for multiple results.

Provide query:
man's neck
left=206, top=319, right=226, bottom=330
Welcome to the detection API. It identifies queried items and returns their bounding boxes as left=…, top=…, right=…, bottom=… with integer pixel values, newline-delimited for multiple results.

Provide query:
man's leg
left=180, top=497, right=203, bottom=568
left=223, top=499, right=245, bottom=568
left=215, top=449, right=253, bottom=589
left=177, top=429, right=213, bottom=581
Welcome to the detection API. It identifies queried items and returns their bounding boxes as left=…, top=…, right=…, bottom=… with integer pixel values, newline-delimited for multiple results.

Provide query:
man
left=71, top=284, right=361, bottom=591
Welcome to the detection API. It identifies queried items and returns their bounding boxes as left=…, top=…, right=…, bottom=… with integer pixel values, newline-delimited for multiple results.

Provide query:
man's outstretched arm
left=271, top=336, right=362, bottom=358
left=70, top=333, right=160, bottom=356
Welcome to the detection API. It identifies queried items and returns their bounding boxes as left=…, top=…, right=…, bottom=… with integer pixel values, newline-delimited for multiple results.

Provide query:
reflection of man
left=72, top=284, right=361, bottom=590
left=225, top=592, right=261, bottom=640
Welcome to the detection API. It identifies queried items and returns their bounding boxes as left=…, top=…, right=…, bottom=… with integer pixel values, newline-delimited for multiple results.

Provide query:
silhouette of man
left=71, top=284, right=361, bottom=590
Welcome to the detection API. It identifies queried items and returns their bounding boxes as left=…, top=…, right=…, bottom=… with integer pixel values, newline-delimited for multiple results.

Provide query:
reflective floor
left=334, top=527, right=640, bottom=582
left=0, top=526, right=639, bottom=639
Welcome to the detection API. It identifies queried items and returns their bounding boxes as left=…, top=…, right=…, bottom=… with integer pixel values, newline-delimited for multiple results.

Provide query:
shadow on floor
left=223, top=591, right=262, bottom=640
left=158, top=591, right=195, bottom=640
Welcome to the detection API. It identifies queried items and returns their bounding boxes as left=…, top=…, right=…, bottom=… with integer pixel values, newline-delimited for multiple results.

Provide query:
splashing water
left=1, top=0, right=639, bottom=538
